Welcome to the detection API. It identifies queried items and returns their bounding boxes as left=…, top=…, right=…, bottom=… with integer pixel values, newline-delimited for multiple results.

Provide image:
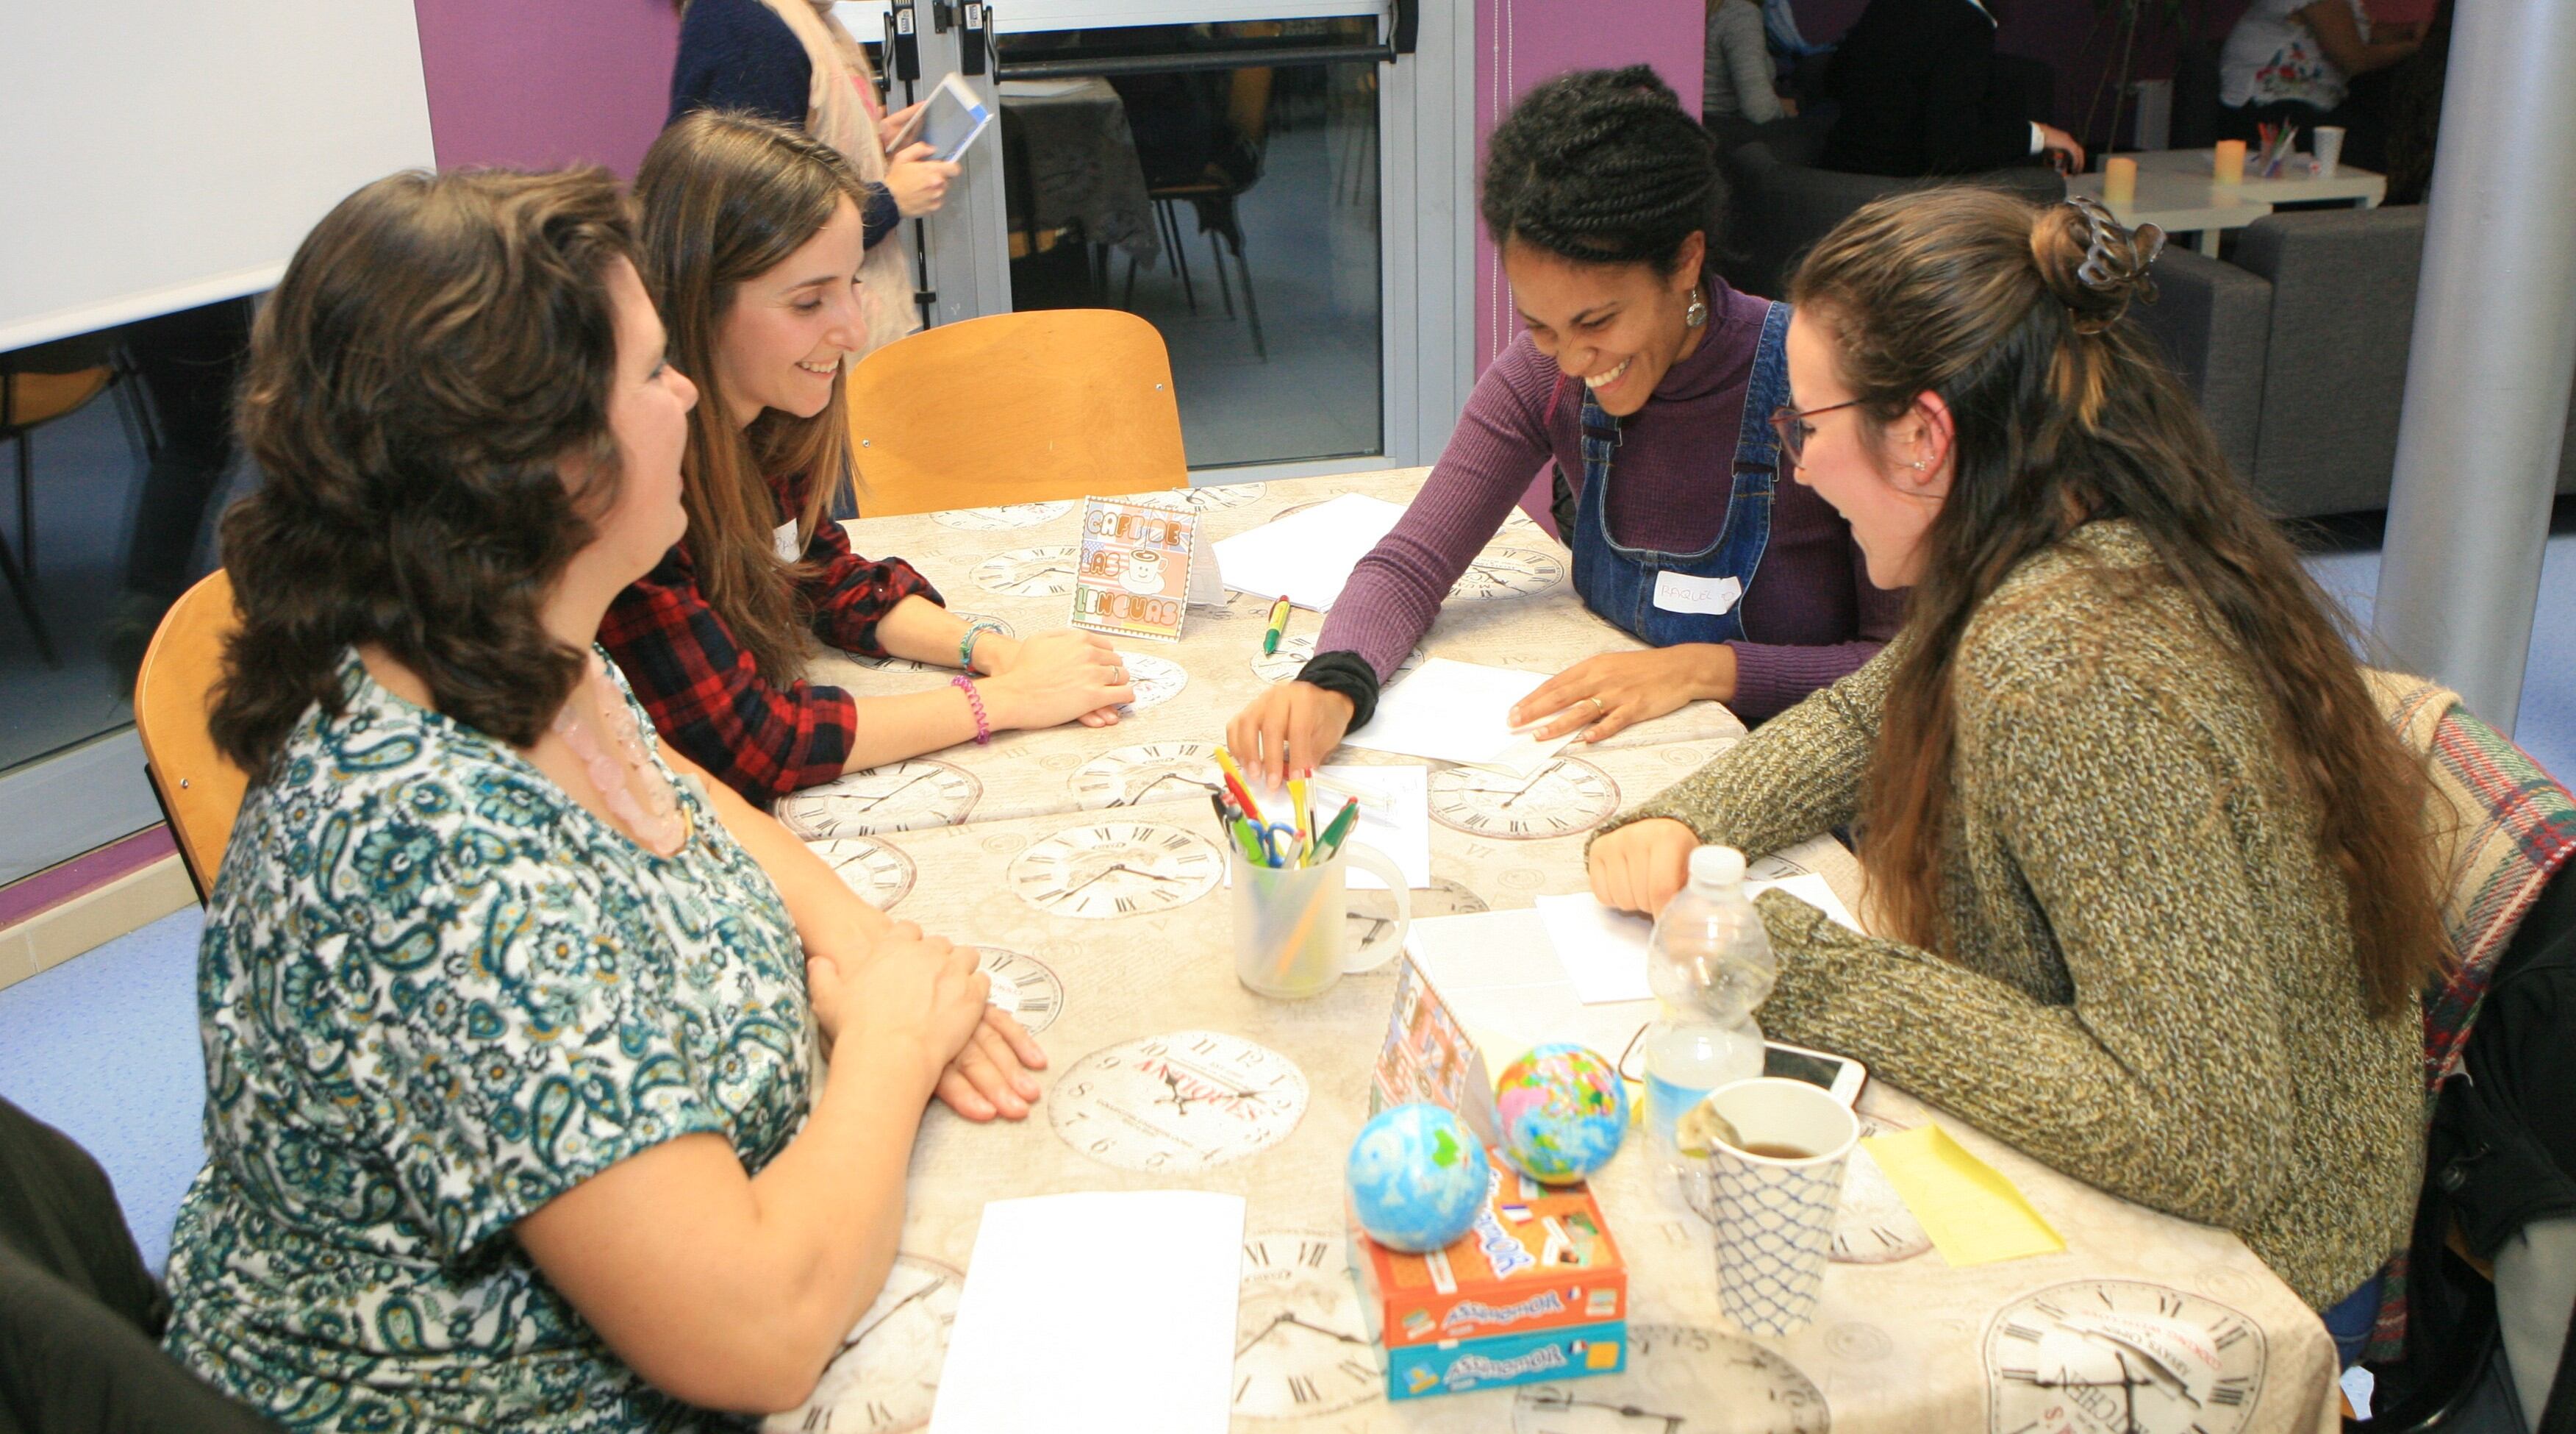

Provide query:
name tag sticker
left=773, top=520, right=803, bottom=563
left=1652, top=570, right=1742, bottom=616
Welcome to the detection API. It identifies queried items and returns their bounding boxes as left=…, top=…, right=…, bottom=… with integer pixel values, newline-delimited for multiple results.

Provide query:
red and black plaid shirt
left=600, top=472, right=941, bottom=805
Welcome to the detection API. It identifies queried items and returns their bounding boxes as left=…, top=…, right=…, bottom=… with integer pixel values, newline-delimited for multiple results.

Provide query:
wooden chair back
left=843, top=310, right=1187, bottom=517
left=133, top=570, right=248, bottom=900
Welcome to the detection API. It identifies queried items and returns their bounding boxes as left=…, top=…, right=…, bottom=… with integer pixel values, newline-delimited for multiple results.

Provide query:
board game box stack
left=1356, top=957, right=1629, bottom=1400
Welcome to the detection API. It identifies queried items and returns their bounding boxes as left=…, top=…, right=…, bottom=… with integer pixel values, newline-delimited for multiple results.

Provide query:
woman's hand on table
left=1589, top=818, right=1700, bottom=916
left=882, top=143, right=959, bottom=217
left=937, top=1007, right=1048, bottom=1122
left=808, top=920, right=987, bottom=1100
left=1511, top=645, right=1736, bottom=744
left=1228, top=680, right=1356, bottom=789
left=981, top=629, right=1131, bottom=731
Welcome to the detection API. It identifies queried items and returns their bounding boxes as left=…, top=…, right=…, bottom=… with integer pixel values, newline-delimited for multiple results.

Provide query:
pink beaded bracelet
left=951, top=674, right=991, bottom=744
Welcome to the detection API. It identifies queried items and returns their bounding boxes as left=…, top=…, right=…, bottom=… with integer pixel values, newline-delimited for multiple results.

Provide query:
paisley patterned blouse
left=163, top=650, right=810, bottom=1431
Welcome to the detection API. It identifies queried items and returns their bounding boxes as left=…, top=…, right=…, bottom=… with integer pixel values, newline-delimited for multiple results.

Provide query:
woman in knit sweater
left=1226, top=66, right=1902, bottom=788
left=1587, top=190, right=2447, bottom=1358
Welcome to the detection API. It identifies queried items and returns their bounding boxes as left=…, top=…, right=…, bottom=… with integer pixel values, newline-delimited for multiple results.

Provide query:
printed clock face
left=811, top=836, right=916, bottom=910
left=1428, top=758, right=1620, bottom=840
left=1983, top=1281, right=2266, bottom=1434
left=1512, top=1323, right=1828, bottom=1433
left=851, top=613, right=1014, bottom=673
left=1069, top=741, right=1223, bottom=810
left=1234, top=1230, right=1381, bottom=1420
left=932, top=501, right=1070, bottom=531
left=1252, top=635, right=1424, bottom=688
left=973, top=546, right=1079, bottom=597
left=1113, top=652, right=1187, bottom=713
left=1051, top=1030, right=1309, bottom=1170
left=974, top=947, right=1065, bottom=1034
left=764, top=1252, right=962, bottom=1433
left=776, top=760, right=981, bottom=838
left=1831, top=1114, right=1932, bottom=1263
left=1007, top=820, right=1224, bottom=918
left=1133, top=482, right=1266, bottom=513
left=1345, top=878, right=1486, bottom=949
left=1450, top=546, right=1566, bottom=601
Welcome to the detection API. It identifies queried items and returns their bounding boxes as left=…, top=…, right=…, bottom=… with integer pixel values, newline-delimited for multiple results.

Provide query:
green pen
left=1315, top=797, right=1361, bottom=860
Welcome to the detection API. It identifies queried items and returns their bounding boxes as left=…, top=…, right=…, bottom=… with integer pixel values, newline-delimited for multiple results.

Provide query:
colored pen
left=1317, top=797, right=1361, bottom=860
left=1261, top=595, right=1292, bottom=654
left=1287, top=776, right=1310, bottom=863
left=1210, top=746, right=1265, bottom=822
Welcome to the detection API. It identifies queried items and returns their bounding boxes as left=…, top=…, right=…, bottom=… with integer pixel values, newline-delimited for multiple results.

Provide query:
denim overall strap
left=1567, top=299, right=1793, bottom=647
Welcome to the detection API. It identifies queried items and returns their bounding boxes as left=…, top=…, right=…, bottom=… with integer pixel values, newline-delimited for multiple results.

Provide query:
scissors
left=1248, top=819, right=1303, bottom=868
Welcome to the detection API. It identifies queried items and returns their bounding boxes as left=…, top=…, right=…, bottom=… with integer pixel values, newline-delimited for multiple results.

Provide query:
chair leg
left=1234, top=232, right=1267, bottom=361
left=15, top=427, right=32, bottom=584
left=1123, top=251, right=1141, bottom=310
left=1207, top=230, right=1237, bottom=320
left=0, top=510, right=59, bottom=667
left=1159, top=201, right=1200, bottom=314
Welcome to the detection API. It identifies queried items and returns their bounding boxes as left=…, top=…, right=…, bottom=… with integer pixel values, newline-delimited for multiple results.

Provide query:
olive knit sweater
left=1600, top=521, right=2419, bottom=1310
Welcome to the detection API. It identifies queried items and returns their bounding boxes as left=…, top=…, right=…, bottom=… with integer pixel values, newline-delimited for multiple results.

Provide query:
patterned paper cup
left=1699, top=1077, right=1860, bottom=1337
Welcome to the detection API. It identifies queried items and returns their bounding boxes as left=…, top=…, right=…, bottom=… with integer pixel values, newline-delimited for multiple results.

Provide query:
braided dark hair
left=1480, top=65, right=1722, bottom=274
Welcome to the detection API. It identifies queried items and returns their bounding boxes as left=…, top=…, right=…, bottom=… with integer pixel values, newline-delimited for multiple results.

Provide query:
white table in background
left=2069, top=149, right=2384, bottom=254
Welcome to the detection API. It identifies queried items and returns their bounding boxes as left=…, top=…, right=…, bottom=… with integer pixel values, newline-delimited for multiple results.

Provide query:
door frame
left=832, top=0, right=1473, bottom=477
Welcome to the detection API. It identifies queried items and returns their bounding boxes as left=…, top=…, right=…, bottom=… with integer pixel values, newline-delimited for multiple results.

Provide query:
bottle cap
left=1689, top=845, right=1745, bottom=889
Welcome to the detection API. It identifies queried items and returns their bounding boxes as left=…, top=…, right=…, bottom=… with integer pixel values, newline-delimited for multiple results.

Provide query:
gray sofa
left=2138, top=205, right=2576, bottom=518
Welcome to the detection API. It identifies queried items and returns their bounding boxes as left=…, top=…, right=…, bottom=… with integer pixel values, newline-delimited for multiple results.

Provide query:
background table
left=2070, top=148, right=2385, bottom=254
left=799, top=470, right=1748, bottom=835
left=998, top=76, right=1162, bottom=268
left=802, top=788, right=2341, bottom=1434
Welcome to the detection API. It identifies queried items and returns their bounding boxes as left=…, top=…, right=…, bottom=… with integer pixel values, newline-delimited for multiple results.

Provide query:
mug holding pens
left=1213, top=747, right=1412, bottom=999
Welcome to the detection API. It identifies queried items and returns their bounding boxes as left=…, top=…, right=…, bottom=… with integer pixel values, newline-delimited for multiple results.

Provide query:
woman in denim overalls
left=1226, top=66, right=1902, bottom=788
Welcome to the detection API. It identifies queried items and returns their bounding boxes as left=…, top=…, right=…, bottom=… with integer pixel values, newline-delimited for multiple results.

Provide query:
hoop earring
left=1684, top=287, right=1709, bottom=329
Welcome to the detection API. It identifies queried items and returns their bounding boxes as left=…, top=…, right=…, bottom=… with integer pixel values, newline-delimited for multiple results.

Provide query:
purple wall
left=413, top=0, right=681, bottom=177
left=1473, top=0, right=1709, bottom=371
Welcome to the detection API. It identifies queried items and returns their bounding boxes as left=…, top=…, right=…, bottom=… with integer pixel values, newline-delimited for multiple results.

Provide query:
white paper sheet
left=1209, top=492, right=1405, bottom=610
left=928, top=1191, right=1245, bottom=1434
left=1333, top=658, right=1575, bottom=777
left=1312, top=765, right=1428, bottom=889
left=1534, top=875, right=1865, bottom=1005
left=1402, top=910, right=1656, bottom=1075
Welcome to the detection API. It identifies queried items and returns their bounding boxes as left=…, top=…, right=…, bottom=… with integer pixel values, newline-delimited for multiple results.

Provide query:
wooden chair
left=843, top=310, right=1188, bottom=517
left=132, top=569, right=248, bottom=902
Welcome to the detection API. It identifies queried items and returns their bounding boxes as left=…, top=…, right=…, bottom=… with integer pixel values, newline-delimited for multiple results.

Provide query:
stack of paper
left=929, top=1191, right=1245, bottom=1433
left=1334, top=658, right=1575, bottom=777
left=1209, top=493, right=1405, bottom=610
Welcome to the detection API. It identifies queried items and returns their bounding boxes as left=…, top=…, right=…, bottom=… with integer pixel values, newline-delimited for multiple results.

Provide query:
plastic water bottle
left=1642, top=845, right=1778, bottom=1207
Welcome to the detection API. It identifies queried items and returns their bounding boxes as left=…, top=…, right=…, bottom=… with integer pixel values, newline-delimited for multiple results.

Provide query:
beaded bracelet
left=958, top=618, right=1005, bottom=673
left=951, top=674, right=992, bottom=744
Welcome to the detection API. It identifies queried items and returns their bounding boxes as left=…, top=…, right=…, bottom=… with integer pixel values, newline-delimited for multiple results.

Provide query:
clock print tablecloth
left=781, top=778, right=2343, bottom=1434
left=794, top=468, right=1751, bottom=837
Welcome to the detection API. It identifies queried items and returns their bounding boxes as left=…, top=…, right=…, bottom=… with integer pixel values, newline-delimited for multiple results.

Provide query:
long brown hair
left=634, top=110, right=868, bottom=685
left=210, top=167, right=635, bottom=774
left=1791, top=188, right=2447, bottom=1021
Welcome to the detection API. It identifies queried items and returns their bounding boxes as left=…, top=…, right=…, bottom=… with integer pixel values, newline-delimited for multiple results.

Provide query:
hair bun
left=2032, top=196, right=2165, bottom=334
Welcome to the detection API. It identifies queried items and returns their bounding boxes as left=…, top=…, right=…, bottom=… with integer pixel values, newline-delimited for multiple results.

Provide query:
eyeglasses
left=1770, top=398, right=1862, bottom=468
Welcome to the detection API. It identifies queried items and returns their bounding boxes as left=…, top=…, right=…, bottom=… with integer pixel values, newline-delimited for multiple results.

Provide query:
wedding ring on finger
left=1585, top=696, right=1608, bottom=718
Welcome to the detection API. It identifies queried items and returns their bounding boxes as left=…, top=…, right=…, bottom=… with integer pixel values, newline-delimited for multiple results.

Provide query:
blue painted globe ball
left=1494, top=1043, right=1626, bottom=1185
left=1346, top=1103, right=1489, bottom=1253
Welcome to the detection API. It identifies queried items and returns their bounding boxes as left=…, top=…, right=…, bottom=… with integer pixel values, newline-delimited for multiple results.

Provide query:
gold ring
left=1586, top=696, right=1607, bottom=717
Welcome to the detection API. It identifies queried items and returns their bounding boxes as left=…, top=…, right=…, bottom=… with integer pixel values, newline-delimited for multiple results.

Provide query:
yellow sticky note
left=1861, top=1124, right=2065, bottom=1267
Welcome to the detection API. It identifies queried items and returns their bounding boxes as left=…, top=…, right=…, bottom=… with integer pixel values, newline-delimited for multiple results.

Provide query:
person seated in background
left=1586, top=190, right=2444, bottom=1360
left=160, top=165, right=1044, bottom=1430
left=1228, top=65, right=1904, bottom=788
left=608, top=112, right=1130, bottom=806
left=669, top=0, right=953, bottom=355
left=2217, top=0, right=2421, bottom=174
left=1815, top=0, right=2083, bottom=177
left=1705, top=0, right=1791, bottom=141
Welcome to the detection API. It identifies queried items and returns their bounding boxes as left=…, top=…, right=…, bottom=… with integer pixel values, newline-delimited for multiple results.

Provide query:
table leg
left=2194, top=228, right=2219, bottom=255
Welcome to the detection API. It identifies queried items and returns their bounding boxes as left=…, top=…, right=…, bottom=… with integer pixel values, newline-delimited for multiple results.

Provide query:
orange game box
left=1350, top=1154, right=1627, bottom=1348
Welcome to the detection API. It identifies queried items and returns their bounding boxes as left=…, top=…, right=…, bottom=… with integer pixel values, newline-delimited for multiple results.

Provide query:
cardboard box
left=1384, top=1321, right=1627, bottom=1400
left=1351, top=1155, right=1626, bottom=1349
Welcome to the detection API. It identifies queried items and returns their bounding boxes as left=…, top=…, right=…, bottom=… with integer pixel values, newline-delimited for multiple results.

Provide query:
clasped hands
left=806, top=918, right=1049, bottom=1123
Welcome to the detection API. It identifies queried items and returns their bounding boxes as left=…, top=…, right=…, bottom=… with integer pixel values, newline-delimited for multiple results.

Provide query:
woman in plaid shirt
left=607, top=111, right=1132, bottom=804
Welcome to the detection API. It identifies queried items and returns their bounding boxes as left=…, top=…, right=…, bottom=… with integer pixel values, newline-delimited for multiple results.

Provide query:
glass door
left=838, top=0, right=1472, bottom=476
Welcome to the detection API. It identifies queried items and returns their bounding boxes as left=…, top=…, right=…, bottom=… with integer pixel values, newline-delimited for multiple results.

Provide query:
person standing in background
left=670, top=0, right=956, bottom=354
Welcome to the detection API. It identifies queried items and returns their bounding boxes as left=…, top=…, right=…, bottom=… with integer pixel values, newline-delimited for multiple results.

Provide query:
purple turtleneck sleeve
left=1314, top=284, right=1906, bottom=724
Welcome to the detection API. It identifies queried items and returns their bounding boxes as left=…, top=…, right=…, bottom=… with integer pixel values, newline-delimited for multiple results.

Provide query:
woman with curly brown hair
left=162, top=165, right=1043, bottom=1430
left=1588, top=190, right=2447, bottom=1359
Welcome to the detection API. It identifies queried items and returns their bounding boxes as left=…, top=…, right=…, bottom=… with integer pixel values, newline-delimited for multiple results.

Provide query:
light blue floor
left=4, top=533, right=2569, bottom=1277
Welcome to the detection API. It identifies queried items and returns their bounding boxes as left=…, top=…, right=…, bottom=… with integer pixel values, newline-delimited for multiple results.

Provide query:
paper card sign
left=1372, top=954, right=1501, bottom=1150
left=1651, top=569, right=1742, bottom=616
left=1071, top=494, right=1195, bottom=643
left=1861, top=1124, right=2065, bottom=1267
